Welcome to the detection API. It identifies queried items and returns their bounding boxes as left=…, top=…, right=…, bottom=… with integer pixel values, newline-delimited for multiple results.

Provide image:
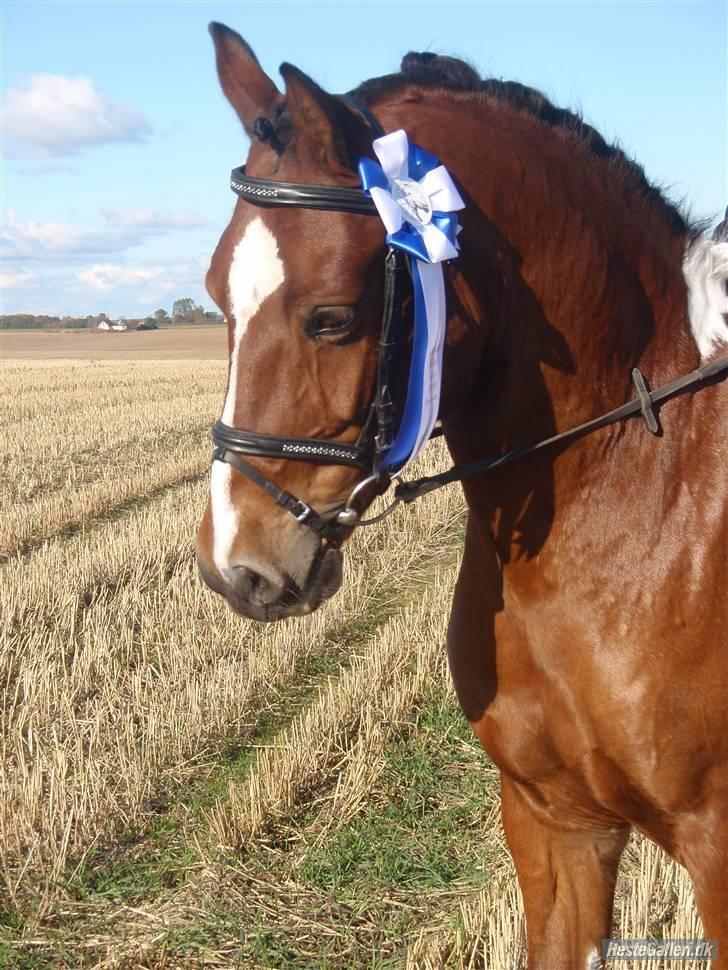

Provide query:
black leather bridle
left=212, top=101, right=409, bottom=548
left=212, top=102, right=728, bottom=552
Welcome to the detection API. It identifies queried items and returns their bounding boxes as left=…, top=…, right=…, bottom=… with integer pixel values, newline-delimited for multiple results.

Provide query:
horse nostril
left=230, top=565, right=283, bottom=606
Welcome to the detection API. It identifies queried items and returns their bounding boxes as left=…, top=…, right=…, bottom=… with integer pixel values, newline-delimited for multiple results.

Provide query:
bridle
left=212, top=101, right=728, bottom=551
left=212, top=101, right=409, bottom=549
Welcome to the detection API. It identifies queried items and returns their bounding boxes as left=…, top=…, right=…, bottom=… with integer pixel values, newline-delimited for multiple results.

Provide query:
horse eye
left=305, top=306, right=356, bottom=341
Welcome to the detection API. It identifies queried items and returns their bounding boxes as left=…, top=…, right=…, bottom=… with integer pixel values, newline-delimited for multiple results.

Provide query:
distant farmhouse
left=96, top=319, right=149, bottom=332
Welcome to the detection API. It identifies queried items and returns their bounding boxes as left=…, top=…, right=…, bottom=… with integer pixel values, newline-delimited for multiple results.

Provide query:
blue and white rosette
left=359, top=130, right=465, bottom=470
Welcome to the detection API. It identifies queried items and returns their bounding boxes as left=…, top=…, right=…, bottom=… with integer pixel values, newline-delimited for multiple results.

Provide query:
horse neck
left=381, top=94, right=696, bottom=443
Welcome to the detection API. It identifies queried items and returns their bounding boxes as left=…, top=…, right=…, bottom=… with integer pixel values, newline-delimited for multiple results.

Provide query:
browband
left=211, top=420, right=370, bottom=470
left=230, top=167, right=378, bottom=215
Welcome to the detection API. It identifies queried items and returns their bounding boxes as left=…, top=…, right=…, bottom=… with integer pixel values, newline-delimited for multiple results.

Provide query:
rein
left=386, top=353, right=728, bottom=512
left=213, top=98, right=728, bottom=545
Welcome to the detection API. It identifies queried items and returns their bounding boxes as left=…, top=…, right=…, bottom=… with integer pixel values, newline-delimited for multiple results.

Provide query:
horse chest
left=452, top=567, right=721, bottom=836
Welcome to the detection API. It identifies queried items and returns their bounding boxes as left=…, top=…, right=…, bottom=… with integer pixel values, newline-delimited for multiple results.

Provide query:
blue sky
left=1, top=0, right=725, bottom=318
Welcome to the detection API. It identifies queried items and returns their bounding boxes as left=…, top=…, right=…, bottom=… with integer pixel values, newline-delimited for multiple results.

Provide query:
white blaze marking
left=210, top=460, right=239, bottom=579
left=211, top=216, right=284, bottom=575
left=222, top=216, right=285, bottom=423
left=683, top=236, right=728, bottom=359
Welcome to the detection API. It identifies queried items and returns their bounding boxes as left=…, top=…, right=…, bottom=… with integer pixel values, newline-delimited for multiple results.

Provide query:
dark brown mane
left=350, top=51, right=692, bottom=237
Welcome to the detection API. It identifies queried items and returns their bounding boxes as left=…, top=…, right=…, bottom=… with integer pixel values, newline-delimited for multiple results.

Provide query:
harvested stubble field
left=1, top=357, right=703, bottom=969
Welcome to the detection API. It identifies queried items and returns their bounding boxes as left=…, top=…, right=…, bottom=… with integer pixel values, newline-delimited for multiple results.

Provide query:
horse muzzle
left=196, top=546, right=344, bottom=623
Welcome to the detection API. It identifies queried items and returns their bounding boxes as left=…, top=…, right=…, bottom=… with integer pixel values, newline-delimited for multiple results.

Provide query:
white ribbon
left=369, top=132, right=464, bottom=263
left=410, top=260, right=447, bottom=461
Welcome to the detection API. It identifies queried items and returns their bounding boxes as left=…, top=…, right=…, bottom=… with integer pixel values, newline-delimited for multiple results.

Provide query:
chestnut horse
left=196, top=23, right=728, bottom=969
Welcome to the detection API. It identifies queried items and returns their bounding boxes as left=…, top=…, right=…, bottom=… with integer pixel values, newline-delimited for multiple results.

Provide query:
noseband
left=212, top=101, right=408, bottom=549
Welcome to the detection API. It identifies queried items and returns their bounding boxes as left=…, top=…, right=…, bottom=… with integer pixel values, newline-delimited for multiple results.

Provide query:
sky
left=1, top=0, right=726, bottom=319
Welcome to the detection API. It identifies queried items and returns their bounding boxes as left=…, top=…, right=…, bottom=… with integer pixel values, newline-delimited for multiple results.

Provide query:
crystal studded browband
left=230, top=166, right=378, bottom=215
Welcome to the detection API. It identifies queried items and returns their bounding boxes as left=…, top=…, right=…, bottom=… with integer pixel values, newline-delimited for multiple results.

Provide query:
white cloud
left=2, top=74, right=151, bottom=157
left=2, top=208, right=208, bottom=261
left=2, top=209, right=128, bottom=259
left=101, top=208, right=207, bottom=230
left=76, top=261, right=201, bottom=298
left=77, top=264, right=166, bottom=292
left=1, top=258, right=207, bottom=316
left=91, top=261, right=206, bottom=309
left=1, top=271, right=37, bottom=288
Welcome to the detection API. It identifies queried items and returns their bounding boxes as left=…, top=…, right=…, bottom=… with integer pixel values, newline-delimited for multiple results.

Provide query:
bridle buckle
left=291, top=500, right=316, bottom=525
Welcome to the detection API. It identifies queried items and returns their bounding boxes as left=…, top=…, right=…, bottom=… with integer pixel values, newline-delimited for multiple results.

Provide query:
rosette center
left=391, top=177, right=433, bottom=229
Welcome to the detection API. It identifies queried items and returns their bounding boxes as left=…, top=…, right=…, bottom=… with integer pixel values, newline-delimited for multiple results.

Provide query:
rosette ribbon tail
left=381, top=259, right=446, bottom=469
left=358, top=130, right=465, bottom=471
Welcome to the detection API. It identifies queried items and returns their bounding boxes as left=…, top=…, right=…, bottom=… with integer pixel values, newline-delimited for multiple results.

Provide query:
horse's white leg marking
left=683, top=236, right=728, bottom=359
left=585, top=945, right=603, bottom=969
left=211, top=216, right=285, bottom=576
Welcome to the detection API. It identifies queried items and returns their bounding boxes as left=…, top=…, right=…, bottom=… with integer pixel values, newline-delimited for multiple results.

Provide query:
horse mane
left=350, top=52, right=694, bottom=237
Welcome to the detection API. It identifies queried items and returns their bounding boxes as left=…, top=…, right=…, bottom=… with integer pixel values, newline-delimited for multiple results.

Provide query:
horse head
left=196, top=25, right=398, bottom=621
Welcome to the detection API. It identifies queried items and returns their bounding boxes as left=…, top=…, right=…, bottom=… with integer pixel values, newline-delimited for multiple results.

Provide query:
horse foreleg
left=678, top=804, right=728, bottom=969
left=501, top=772, right=629, bottom=970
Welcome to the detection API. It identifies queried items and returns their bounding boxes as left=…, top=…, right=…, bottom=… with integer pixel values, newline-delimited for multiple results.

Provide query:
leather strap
left=213, top=447, right=347, bottom=547
left=374, top=248, right=407, bottom=457
left=212, top=421, right=370, bottom=469
left=217, top=95, right=393, bottom=545
left=395, top=354, right=728, bottom=503
left=339, top=94, right=385, bottom=139
left=230, top=167, right=377, bottom=215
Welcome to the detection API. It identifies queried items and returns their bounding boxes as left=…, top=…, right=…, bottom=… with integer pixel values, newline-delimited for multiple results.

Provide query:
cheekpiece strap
left=213, top=447, right=346, bottom=548
left=339, top=94, right=386, bottom=139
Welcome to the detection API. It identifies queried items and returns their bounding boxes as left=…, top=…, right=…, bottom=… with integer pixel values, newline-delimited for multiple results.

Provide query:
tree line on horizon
left=1, top=299, right=224, bottom=331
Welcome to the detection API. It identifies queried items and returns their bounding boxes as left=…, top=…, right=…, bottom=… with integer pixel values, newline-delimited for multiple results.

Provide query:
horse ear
left=209, top=22, right=282, bottom=134
left=280, top=63, right=368, bottom=171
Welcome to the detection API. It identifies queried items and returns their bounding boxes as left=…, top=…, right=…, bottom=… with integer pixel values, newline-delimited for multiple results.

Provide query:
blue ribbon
left=380, top=260, right=430, bottom=469
left=359, top=157, right=389, bottom=191
left=358, top=140, right=460, bottom=470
